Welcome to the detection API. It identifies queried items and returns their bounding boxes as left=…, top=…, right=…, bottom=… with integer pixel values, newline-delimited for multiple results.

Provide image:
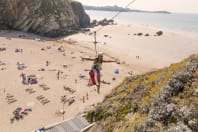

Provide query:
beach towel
left=30, top=79, right=38, bottom=84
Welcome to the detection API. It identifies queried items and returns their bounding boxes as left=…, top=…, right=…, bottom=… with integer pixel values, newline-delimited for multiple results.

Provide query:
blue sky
left=78, top=0, right=198, bottom=13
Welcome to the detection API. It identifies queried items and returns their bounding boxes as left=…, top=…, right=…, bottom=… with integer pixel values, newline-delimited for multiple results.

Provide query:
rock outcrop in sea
left=0, top=0, right=90, bottom=37
left=90, top=18, right=115, bottom=27
left=86, top=54, right=198, bottom=132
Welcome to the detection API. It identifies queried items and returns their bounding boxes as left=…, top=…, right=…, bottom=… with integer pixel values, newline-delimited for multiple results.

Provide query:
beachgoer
left=46, top=61, right=50, bottom=66
left=86, top=93, right=89, bottom=100
left=81, top=52, right=116, bottom=94
left=21, top=73, right=29, bottom=84
left=83, top=96, right=85, bottom=103
left=57, top=70, right=61, bottom=80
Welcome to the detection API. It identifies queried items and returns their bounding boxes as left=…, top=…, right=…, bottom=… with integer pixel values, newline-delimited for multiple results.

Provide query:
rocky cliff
left=70, top=1, right=90, bottom=28
left=0, top=0, right=90, bottom=37
left=86, top=54, right=198, bottom=132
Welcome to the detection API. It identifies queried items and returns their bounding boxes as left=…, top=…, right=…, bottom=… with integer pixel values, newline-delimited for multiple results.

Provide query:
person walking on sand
left=57, top=70, right=61, bottom=80
left=81, top=52, right=116, bottom=94
left=46, top=60, right=50, bottom=66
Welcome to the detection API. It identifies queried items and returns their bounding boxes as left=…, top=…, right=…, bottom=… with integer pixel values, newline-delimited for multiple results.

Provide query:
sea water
left=86, top=10, right=198, bottom=35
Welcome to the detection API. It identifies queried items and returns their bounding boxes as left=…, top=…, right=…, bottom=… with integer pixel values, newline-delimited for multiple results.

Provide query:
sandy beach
left=0, top=24, right=198, bottom=132
left=69, top=24, right=198, bottom=72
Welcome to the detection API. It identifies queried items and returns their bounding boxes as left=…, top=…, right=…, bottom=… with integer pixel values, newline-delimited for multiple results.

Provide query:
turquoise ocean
left=86, top=10, right=198, bottom=35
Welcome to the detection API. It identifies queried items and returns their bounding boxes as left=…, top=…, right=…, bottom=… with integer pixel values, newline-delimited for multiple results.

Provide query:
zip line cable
left=95, top=0, right=137, bottom=33
left=93, top=0, right=137, bottom=54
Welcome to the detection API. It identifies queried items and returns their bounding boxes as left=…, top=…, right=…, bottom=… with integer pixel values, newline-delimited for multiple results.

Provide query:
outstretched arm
left=81, top=57, right=95, bottom=61
left=103, top=60, right=116, bottom=63
left=81, top=57, right=117, bottom=63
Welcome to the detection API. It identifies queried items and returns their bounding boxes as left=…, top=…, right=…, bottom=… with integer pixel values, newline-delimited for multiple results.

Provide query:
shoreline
left=86, top=10, right=198, bottom=37
left=120, top=23, right=198, bottom=39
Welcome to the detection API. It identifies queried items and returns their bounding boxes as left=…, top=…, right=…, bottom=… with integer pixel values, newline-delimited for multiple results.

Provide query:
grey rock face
left=156, top=30, right=163, bottom=36
left=0, top=0, right=87, bottom=37
left=70, top=1, right=90, bottom=28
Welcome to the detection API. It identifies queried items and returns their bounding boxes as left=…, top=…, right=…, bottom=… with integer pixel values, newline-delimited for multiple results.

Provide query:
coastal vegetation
left=86, top=54, right=198, bottom=131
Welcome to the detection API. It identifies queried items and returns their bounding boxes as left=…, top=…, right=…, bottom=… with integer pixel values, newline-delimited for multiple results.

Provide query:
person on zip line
left=81, top=52, right=116, bottom=94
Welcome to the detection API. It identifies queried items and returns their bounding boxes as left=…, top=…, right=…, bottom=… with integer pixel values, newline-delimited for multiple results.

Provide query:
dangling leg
left=97, top=71, right=101, bottom=94
left=93, top=69, right=98, bottom=85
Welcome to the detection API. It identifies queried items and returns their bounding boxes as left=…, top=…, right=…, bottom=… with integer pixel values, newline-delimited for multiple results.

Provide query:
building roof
left=45, top=115, right=90, bottom=132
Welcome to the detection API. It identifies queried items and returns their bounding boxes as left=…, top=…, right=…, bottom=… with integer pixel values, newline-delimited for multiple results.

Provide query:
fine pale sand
left=0, top=24, right=198, bottom=132
left=69, top=24, right=198, bottom=73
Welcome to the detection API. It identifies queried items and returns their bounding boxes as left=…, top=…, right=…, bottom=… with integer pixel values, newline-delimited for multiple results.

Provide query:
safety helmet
left=97, top=52, right=103, bottom=57
left=96, top=52, right=103, bottom=64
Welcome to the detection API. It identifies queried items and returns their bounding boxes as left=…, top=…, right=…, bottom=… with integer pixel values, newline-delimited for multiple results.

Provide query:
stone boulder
left=70, top=1, right=90, bottom=28
left=156, top=30, right=163, bottom=36
left=0, top=0, right=82, bottom=37
left=98, top=18, right=114, bottom=26
left=90, top=19, right=115, bottom=27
